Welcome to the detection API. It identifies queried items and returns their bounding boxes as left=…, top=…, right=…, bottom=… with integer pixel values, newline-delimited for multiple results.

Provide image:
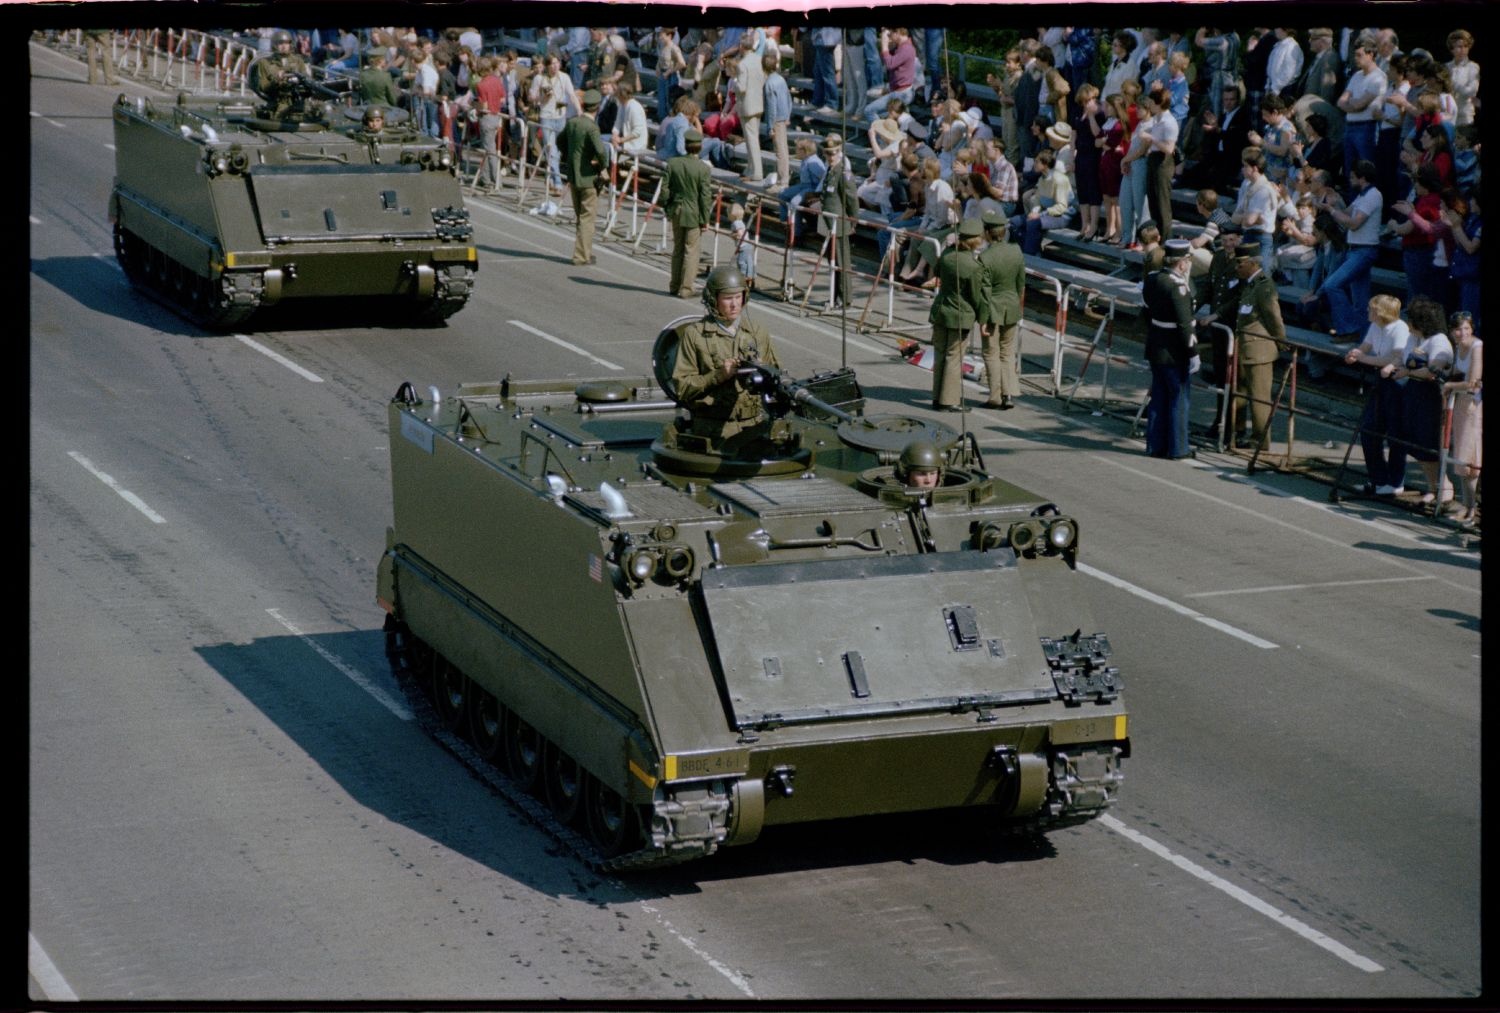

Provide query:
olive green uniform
left=663, top=152, right=713, bottom=298
left=1232, top=269, right=1287, bottom=448
left=357, top=66, right=402, bottom=109
left=818, top=165, right=859, bottom=305
left=558, top=112, right=609, bottom=265
left=672, top=312, right=780, bottom=439
left=927, top=246, right=989, bottom=407
left=252, top=51, right=311, bottom=119
left=975, top=238, right=1026, bottom=400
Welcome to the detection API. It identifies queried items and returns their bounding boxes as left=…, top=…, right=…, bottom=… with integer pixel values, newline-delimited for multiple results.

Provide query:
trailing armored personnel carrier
left=378, top=315, right=1128, bottom=870
left=108, top=77, right=476, bottom=328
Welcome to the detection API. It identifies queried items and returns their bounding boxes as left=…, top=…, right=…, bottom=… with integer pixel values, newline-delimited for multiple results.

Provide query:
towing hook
left=765, top=764, right=796, bottom=798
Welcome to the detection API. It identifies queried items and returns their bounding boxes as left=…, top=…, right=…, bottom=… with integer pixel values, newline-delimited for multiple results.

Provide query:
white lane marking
left=637, top=901, right=755, bottom=997
left=508, top=319, right=623, bottom=371
left=1089, top=454, right=1478, bottom=596
left=233, top=334, right=324, bottom=383
left=265, top=609, right=412, bottom=721
left=67, top=451, right=167, bottom=524
left=1098, top=815, right=1384, bottom=973
left=1078, top=561, right=1278, bottom=649
left=29, top=932, right=79, bottom=1001
left=1186, top=575, right=1438, bottom=598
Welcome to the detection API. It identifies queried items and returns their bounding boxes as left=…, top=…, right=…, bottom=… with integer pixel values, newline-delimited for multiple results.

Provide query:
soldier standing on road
left=1142, top=238, right=1199, bottom=459
left=558, top=89, right=609, bottom=266
left=975, top=209, right=1025, bottom=410
left=1230, top=240, right=1288, bottom=450
left=927, top=218, right=989, bottom=412
left=664, top=128, right=714, bottom=299
left=671, top=266, right=781, bottom=444
left=817, top=134, right=860, bottom=310
left=84, top=29, right=118, bottom=86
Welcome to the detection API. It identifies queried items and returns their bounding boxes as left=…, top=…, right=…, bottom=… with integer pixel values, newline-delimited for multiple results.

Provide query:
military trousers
left=1234, top=357, right=1274, bottom=448
left=570, top=183, right=598, bottom=265
left=670, top=222, right=703, bottom=298
left=983, top=321, right=1020, bottom=399
left=931, top=324, right=970, bottom=407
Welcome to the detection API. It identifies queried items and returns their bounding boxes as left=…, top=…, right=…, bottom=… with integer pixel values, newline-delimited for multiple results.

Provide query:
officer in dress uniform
left=1142, top=239, right=1199, bottom=459
left=558, top=89, right=609, bottom=266
left=817, top=133, right=860, bottom=309
left=975, top=209, right=1026, bottom=409
left=927, top=218, right=989, bottom=411
left=1230, top=240, right=1288, bottom=450
left=671, top=265, right=781, bottom=446
left=664, top=128, right=714, bottom=299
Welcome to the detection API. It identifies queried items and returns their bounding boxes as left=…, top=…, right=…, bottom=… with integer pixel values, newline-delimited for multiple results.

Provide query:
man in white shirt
left=1231, top=148, right=1279, bottom=277
left=1337, top=41, right=1385, bottom=181
left=1266, top=28, right=1305, bottom=98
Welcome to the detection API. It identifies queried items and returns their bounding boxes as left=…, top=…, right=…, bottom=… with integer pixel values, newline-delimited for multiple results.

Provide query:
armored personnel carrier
left=378, top=315, right=1128, bottom=870
left=109, top=76, right=476, bottom=328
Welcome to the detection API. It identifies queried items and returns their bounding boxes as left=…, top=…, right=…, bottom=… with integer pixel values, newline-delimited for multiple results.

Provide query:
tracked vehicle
left=378, top=316, right=1129, bottom=869
left=108, top=79, right=476, bottom=328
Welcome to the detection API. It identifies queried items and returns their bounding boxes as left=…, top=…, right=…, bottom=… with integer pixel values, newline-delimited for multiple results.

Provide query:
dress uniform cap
left=958, top=218, right=983, bottom=238
left=980, top=208, right=1007, bottom=228
left=582, top=88, right=601, bottom=109
left=821, top=131, right=844, bottom=152
left=683, top=128, right=703, bottom=145
left=1163, top=238, right=1191, bottom=262
left=1235, top=240, right=1262, bottom=259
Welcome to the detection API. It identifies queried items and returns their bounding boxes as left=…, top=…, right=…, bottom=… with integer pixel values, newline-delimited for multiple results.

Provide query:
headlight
left=627, top=549, right=657, bottom=584
left=1047, top=519, right=1076, bottom=551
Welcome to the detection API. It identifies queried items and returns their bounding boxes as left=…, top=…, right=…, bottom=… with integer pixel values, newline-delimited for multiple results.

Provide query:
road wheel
left=467, top=686, right=504, bottom=763
left=585, top=774, right=642, bottom=857
left=431, top=655, right=466, bottom=732
left=503, top=711, right=543, bottom=793
left=543, top=743, right=584, bottom=825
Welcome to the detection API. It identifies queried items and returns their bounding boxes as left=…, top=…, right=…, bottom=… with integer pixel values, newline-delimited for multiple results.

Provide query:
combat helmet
left=702, top=264, right=747, bottom=312
left=896, top=439, right=943, bottom=485
left=271, top=29, right=295, bottom=48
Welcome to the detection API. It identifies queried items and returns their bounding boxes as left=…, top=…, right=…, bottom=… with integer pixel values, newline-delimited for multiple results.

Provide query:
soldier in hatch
left=895, top=440, right=944, bottom=489
left=252, top=29, right=312, bottom=120
left=671, top=265, right=781, bottom=445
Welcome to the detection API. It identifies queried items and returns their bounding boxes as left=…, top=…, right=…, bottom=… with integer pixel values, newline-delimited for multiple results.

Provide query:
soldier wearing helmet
left=896, top=440, right=944, bottom=489
left=252, top=29, right=311, bottom=119
left=670, top=265, right=781, bottom=442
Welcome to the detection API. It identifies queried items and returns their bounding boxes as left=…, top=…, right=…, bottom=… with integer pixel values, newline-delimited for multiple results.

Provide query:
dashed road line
left=508, top=319, right=623, bottom=370
left=67, top=451, right=167, bottom=524
left=266, top=608, right=412, bottom=721
left=29, top=932, right=78, bottom=1001
left=233, top=334, right=324, bottom=383
left=1099, top=814, right=1384, bottom=973
left=637, top=901, right=755, bottom=997
left=1186, top=575, right=1437, bottom=598
left=1078, top=561, right=1278, bottom=649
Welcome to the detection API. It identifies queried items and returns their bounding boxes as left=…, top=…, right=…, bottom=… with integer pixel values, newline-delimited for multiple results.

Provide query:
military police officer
left=1197, top=224, right=1244, bottom=442
left=975, top=209, right=1025, bottom=410
left=558, top=89, right=609, bottom=266
left=664, top=129, right=714, bottom=299
left=817, top=133, right=860, bottom=310
left=927, top=218, right=989, bottom=412
left=671, top=266, right=781, bottom=443
left=1230, top=240, right=1288, bottom=450
left=1142, top=239, right=1199, bottom=459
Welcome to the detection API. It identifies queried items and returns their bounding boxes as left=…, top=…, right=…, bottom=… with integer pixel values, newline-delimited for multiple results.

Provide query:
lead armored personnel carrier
left=109, top=71, right=476, bottom=328
left=378, top=312, right=1128, bottom=869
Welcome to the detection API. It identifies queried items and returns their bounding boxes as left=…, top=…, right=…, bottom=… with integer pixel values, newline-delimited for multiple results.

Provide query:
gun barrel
left=787, top=383, right=860, bottom=425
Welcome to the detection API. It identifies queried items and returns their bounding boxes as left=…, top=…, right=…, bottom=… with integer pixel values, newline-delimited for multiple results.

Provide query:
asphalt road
left=29, top=40, right=1482, bottom=1003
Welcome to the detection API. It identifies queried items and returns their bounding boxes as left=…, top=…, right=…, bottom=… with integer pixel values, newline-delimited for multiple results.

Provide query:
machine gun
left=733, top=358, right=868, bottom=427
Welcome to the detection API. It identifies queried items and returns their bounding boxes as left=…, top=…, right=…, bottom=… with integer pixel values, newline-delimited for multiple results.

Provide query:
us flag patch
left=588, top=554, right=603, bottom=582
